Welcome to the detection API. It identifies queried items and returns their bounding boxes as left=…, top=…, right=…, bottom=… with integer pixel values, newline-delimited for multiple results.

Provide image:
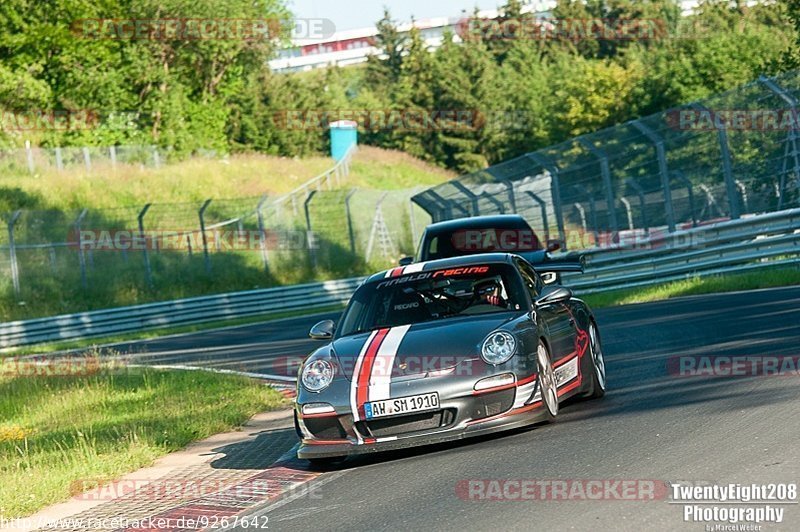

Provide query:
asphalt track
left=100, top=286, right=800, bottom=531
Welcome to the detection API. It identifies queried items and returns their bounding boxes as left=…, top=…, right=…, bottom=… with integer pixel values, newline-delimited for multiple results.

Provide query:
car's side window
left=515, top=259, right=540, bottom=303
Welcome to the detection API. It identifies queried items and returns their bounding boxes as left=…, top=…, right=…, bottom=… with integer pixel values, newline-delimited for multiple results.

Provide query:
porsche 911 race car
left=294, top=253, right=605, bottom=462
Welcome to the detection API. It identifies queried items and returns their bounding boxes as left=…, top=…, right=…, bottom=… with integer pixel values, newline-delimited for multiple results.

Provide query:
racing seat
left=386, top=291, right=431, bottom=326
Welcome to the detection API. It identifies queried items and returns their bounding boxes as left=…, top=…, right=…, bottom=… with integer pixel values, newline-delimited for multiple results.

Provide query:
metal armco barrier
left=0, top=277, right=364, bottom=349
left=2, top=208, right=799, bottom=349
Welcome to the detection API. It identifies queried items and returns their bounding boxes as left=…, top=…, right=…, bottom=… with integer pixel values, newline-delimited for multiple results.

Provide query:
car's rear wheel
left=537, top=341, right=559, bottom=420
left=585, top=322, right=606, bottom=399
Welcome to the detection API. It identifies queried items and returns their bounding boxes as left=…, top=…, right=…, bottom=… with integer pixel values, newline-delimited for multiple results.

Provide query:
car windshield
left=422, top=221, right=541, bottom=261
left=337, top=263, right=527, bottom=337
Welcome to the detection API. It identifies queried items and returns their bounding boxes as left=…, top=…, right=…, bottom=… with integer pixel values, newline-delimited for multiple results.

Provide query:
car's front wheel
left=537, top=340, right=559, bottom=420
left=584, top=321, right=606, bottom=399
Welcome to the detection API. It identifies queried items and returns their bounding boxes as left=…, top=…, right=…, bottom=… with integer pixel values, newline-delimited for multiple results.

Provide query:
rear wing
left=522, top=251, right=585, bottom=274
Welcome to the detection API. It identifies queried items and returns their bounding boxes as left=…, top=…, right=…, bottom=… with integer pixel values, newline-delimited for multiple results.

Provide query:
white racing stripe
left=368, top=324, right=411, bottom=402
left=402, top=263, right=425, bottom=273
left=350, top=329, right=378, bottom=426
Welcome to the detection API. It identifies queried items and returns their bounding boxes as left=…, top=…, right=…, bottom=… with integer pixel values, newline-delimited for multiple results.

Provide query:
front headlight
left=301, top=358, right=335, bottom=392
left=481, top=331, right=517, bottom=365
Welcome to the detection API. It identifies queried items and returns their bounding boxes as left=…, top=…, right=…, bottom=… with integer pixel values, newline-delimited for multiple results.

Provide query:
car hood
left=331, top=313, right=516, bottom=380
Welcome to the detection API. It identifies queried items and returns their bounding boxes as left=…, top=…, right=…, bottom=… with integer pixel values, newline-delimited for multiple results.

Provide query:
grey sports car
left=294, top=253, right=605, bottom=463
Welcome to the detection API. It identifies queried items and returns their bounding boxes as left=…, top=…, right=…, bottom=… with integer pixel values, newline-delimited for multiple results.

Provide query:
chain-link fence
left=0, top=143, right=226, bottom=173
left=0, top=148, right=429, bottom=320
left=412, top=71, right=800, bottom=250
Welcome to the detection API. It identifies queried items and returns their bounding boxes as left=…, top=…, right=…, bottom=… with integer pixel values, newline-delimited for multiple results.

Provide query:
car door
left=515, top=258, right=576, bottom=365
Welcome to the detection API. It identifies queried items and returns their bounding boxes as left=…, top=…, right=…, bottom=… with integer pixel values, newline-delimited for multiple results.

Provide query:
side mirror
left=399, top=256, right=414, bottom=266
left=309, top=319, right=335, bottom=340
left=540, top=271, right=559, bottom=285
left=546, top=240, right=561, bottom=253
left=535, top=285, right=572, bottom=308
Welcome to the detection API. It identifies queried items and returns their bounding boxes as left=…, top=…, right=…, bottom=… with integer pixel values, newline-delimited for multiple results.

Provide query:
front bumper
left=296, top=371, right=545, bottom=459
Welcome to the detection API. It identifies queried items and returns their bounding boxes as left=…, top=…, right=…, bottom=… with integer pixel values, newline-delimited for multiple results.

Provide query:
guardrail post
left=109, top=146, right=117, bottom=169
left=138, top=203, right=153, bottom=288
left=345, top=189, right=357, bottom=255
left=525, top=191, right=550, bottom=243
left=256, top=195, right=270, bottom=272
left=632, top=120, right=676, bottom=232
left=526, top=153, right=566, bottom=249
left=55, top=147, right=63, bottom=171
left=7, top=210, right=22, bottom=298
left=693, top=103, right=740, bottom=219
left=578, top=139, right=619, bottom=234
left=25, top=140, right=34, bottom=173
left=625, top=179, right=649, bottom=234
left=199, top=199, right=213, bottom=275
left=74, top=208, right=89, bottom=289
left=304, top=191, right=317, bottom=270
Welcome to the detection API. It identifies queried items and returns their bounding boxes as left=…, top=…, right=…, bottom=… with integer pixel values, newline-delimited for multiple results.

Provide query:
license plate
left=364, top=392, right=440, bottom=419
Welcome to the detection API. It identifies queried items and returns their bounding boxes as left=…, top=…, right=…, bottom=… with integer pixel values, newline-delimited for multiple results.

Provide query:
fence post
left=256, top=195, right=270, bottom=272
left=25, top=140, right=34, bottom=173
left=74, top=209, right=89, bottom=289
left=82, top=147, right=92, bottom=172
left=345, top=189, right=357, bottom=255
left=526, top=153, right=566, bottom=249
left=152, top=146, right=161, bottom=168
left=199, top=199, right=213, bottom=275
left=502, top=180, right=517, bottom=213
left=304, top=191, right=317, bottom=270
left=578, top=139, right=619, bottom=234
left=632, top=120, right=676, bottom=232
left=672, top=171, right=697, bottom=228
left=138, top=203, right=153, bottom=288
left=625, top=178, right=649, bottom=234
left=55, top=147, right=63, bottom=171
left=693, top=103, right=740, bottom=219
left=7, top=211, right=22, bottom=298
left=758, top=75, right=800, bottom=207
left=408, top=197, right=419, bottom=249
left=451, top=181, right=480, bottom=215
left=524, top=191, right=550, bottom=243
left=572, top=185, right=599, bottom=244
left=110, top=146, right=117, bottom=169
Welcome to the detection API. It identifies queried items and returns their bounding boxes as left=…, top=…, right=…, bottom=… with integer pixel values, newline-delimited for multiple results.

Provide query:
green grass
left=0, top=366, right=286, bottom=517
left=582, top=267, right=800, bottom=308
left=3, top=304, right=346, bottom=357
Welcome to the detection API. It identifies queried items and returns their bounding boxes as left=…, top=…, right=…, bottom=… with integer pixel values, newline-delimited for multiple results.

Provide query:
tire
left=536, top=340, right=559, bottom=421
left=584, top=321, right=606, bottom=399
left=307, top=456, right=347, bottom=469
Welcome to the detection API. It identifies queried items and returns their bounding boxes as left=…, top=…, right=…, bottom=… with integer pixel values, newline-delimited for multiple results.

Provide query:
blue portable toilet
left=330, top=120, right=358, bottom=161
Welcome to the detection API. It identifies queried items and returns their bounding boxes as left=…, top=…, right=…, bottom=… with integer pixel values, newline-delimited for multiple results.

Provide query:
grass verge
left=582, top=267, right=800, bottom=308
left=0, top=366, right=287, bottom=517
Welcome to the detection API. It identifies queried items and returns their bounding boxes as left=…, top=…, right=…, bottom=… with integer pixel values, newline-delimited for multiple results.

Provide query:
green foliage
left=0, top=0, right=795, bottom=169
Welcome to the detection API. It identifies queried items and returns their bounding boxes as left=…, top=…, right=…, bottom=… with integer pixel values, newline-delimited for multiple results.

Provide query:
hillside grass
left=0, top=146, right=454, bottom=211
left=0, top=365, right=286, bottom=517
left=0, top=146, right=451, bottom=322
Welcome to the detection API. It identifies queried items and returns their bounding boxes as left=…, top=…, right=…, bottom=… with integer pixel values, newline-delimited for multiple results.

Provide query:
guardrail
left=565, top=207, right=800, bottom=293
left=2, top=208, right=800, bottom=349
left=0, top=278, right=364, bottom=349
